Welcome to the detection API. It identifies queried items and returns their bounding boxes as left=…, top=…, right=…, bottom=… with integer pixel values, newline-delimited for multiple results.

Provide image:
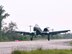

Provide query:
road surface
left=0, top=39, right=72, bottom=54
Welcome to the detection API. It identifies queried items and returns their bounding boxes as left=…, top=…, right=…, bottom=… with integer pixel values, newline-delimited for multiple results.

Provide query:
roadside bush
left=12, top=50, right=21, bottom=54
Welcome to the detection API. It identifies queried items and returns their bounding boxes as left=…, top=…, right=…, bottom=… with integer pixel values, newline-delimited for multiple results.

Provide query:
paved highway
left=0, top=39, right=72, bottom=54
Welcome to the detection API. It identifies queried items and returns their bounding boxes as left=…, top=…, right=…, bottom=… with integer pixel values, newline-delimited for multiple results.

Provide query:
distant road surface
left=0, top=39, right=72, bottom=54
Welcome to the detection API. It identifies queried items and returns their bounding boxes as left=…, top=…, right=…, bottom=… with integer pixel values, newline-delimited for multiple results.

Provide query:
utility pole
left=29, top=25, right=33, bottom=41
left=29, top=25, right=32, bottom=32
left=52, top=29, right=54, bottom=32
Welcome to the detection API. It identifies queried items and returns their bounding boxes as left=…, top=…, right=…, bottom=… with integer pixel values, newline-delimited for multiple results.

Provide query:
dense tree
left=8, top=21, right=17, bottom=31
left=3, top=21, right=17, bottom=33
left=0, top=5, right=9, bottom=31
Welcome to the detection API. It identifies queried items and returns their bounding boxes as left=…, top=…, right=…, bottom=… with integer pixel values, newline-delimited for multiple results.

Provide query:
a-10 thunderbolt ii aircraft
left=15, top=25, right=70, bottom=41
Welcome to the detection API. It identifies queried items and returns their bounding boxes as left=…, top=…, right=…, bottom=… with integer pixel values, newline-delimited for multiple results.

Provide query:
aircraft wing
left=49, top=30, right=70, bottom=35
left=14, top=31, right=34, bottom=35
left=14, top=30, right=70, bottom=35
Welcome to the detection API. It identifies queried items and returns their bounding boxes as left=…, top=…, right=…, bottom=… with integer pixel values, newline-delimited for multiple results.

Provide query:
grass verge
left=12, top=49, right=72, bottom=54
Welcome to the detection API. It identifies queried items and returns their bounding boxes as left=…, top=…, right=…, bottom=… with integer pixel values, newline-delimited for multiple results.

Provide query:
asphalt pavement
left=0, top=39, right=72, bottom=54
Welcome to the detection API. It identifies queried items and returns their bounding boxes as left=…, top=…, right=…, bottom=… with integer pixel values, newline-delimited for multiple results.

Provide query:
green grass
left=70, top=41, right=72, bottom=44
left=12, top=49, right=72, bottom=54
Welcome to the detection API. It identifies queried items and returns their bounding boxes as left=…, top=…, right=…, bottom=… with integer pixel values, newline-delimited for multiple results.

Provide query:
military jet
left=15, top=25, right=70, bottom=41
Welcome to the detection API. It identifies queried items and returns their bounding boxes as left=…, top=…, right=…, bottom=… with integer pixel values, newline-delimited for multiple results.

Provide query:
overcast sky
left=0, top=0, right=72, bottom=32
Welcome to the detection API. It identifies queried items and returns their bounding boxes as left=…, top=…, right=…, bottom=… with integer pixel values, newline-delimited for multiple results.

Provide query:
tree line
left=0, top=5, right=28, bottom=41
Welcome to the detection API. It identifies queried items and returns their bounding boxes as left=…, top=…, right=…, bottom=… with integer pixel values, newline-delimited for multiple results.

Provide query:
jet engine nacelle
left=43, top=28, right=49, bottom=32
